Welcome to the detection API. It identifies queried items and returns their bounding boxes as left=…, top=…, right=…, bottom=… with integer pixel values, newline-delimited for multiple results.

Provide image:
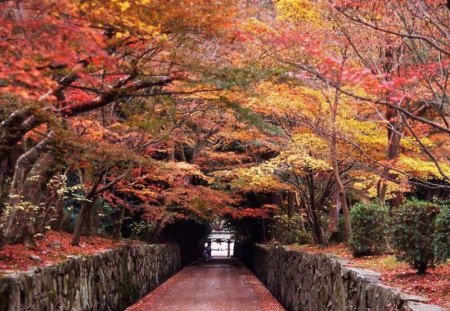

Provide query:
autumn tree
left=0, top=0, right=245, bottom=247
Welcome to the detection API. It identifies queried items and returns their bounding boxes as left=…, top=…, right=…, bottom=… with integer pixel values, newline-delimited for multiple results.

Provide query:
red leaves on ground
left=0, top=231, right=129, bottom=272
left=380, top=265, right=450, bottom=308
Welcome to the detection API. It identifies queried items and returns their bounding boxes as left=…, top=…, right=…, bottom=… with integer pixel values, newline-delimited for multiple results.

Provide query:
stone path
left=127, top=259, right=285, bottom=311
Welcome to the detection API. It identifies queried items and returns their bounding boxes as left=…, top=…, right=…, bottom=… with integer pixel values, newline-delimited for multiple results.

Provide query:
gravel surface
left=127, top=259, right=285, bottom=311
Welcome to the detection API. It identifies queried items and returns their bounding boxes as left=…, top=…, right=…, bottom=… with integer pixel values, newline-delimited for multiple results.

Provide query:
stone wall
left=0, top=244, right=181, bottom=311
left=248, top=244, right=447, bottom=311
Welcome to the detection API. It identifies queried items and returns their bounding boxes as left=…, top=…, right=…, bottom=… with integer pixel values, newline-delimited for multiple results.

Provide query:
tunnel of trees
left=0, top=1, right=449, bottom=300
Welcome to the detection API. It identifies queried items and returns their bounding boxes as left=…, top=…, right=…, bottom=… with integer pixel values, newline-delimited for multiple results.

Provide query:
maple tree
left=232, top=0, right=448, bottom=234
left=0, top=0, right=233, bottom=247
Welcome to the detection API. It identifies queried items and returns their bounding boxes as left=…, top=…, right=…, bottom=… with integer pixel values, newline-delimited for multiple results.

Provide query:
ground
left=287, top=244, right=450, bottom=308
left=0, top=231, right=129, bottom=272
left=127, top=258, right=285, bottom=311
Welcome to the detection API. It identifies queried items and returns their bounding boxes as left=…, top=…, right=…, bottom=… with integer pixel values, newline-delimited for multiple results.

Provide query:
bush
left=390, top=200, right=441, bottom=274
left=130, top=220, right=158, bottom=242
left=328, top=216, right=346, bottom=244
left=433, top=204, right=450, bottom=262
left=296, top=230, right=314, bottom=245
left=349, top=203, right=388, bottom=257
left=271, top=214, right=313, bottom=245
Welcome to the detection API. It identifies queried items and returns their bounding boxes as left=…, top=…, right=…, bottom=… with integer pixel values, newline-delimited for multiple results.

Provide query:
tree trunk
left=417, top=262, right=428, bottom=275
left=71, top=169, right=127, bottom=245
left=72, top=201, right=91, bottom=246
left=0, top=109, right=41, bottom=163
left=335, top=175, right=351, bottom=241
left=71, top=173, right=102, bottom=246
left=330, top=86, right=351, bottom=241
left=378, top=108, right=404, bottom=204
left=306, top=172, right=327, bottom=245
left=84, top=202, right=95, bottom=237
left=377, top=46, right=405, bottom=205
left=1, top=133, right=54, bottom=247
left=331, top=135, right=351, bottom=241
left=23, top=153, right=55, bottom=240
left=53, top=199, right=66, bottom=231
left=22, top=153, right=55, bottom=203
left=113, top=205, right=126, bottom=241
left=287, top=191, right=295, bottom=218
left=328, top=196, right=339, bottom=235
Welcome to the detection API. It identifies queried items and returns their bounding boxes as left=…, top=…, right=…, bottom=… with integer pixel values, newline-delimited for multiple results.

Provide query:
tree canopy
left=0, top=0, right=449, bottom=250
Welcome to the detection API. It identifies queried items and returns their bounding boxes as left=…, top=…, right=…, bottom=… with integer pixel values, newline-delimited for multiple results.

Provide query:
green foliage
left=271, top=214, right=313, bottom=245
left=433, top=204, right=450, bottom=262
left=390, top=200, right=441, bottom=274
left=95, top=199, right=116, bottom=235
left=130, top=220, right=159, bottom=242
left=349, top=203, right=388, bottom=257
left=329, top=216, right=348, bottom=244
left=295, top=230, right=314, bottom=245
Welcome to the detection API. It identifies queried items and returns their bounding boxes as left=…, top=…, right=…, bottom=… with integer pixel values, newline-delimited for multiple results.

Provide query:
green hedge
left=433, top=204, right=450, bottom=262
left=349, top=203, right=388, bottom=257
left=390, top=200, right=441, bottom=274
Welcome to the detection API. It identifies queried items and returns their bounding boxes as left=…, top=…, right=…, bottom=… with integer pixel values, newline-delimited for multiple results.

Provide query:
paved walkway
left=127, top=259, right=285, bottom=311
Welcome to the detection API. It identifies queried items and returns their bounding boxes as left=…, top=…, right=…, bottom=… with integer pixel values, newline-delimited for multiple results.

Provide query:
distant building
left=206, top=230, right=235, bottom=258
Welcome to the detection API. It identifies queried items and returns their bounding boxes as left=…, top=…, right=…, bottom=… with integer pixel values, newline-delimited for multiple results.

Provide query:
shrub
left=328, top=216, right=346, bottom=244
left=296, top=230, right=314, bottom=245
left=390, top=200, right=440, bottom=274
left=271, top=214, right=313, bottom=245
left=349, top=203, right=388, bottom=257
left=433, top=204, right=450, bottom=262
left=130, top=220, right=158, bottom=242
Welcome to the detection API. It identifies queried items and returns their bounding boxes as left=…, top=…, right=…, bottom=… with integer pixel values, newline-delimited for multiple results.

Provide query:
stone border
left=248, top=244, right=447, bottom=311
left=0, top=244, right=181, bottom=311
